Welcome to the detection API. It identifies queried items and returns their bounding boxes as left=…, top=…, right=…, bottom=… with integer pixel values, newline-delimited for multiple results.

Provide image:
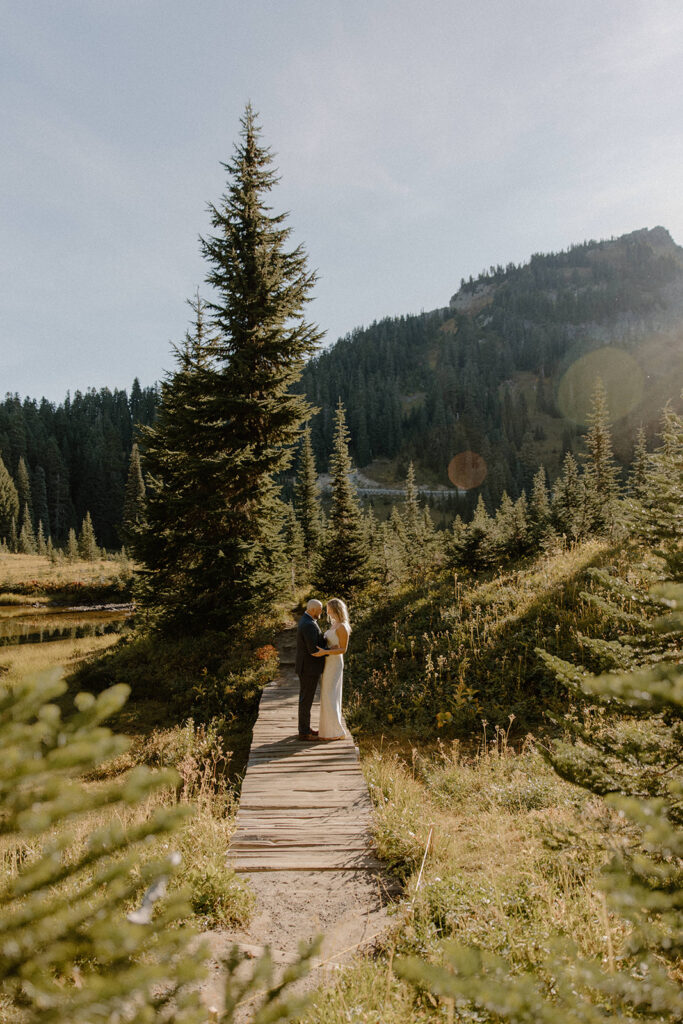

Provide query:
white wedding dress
left=318, top=625, right=346, bottom=739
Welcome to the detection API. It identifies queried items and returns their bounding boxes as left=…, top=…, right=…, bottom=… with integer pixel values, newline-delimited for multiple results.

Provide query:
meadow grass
left=345, top=538, right=620, bottom=737
left=0, top=601, right=272, bottom=942
left=0, top=630, right=119, bottom=685
left=0, top=552, right=133, bottom=603
left=305, top=733, right=629, bottom=1023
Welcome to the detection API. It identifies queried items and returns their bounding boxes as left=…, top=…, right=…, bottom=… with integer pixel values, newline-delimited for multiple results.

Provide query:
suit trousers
left=298, top=672, right=321, bottom=736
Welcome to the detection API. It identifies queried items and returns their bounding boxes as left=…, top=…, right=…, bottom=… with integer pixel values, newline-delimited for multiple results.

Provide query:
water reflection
left=0, top=611, right=132, bottom=647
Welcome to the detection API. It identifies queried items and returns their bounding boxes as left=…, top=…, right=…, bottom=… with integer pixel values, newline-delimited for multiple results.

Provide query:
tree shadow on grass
left=346, top=542, right=618, bottom=739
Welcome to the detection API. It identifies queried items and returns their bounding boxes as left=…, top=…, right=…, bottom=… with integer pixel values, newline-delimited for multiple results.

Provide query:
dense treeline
left=3, top=229, right=680, bottom=551
left=298, top=226, right=682, bottom=509
left=0, top=381, right=156, bottom=550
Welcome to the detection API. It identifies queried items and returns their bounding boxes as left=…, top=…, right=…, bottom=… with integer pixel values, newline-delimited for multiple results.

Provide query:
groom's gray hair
left=306, top=599, right=323, bottom=614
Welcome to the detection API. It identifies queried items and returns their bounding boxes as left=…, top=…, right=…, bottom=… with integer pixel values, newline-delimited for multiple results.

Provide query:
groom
left=295, top=599, right=327, bottom=741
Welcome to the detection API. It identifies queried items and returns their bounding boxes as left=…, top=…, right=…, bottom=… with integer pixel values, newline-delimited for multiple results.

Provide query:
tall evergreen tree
left=138, top=108, right=321, bottom=628
left=8, top=515, right=18, bottom=553
left=36, top=519, right=47, bottom=555
left=66, top=527, right=79, bottom=561
left=282, top=501, right=306, bottom=594
left=316, top=401, right=371, bottom=597
left=582, top=378, right=621, bottom=534
left=402, top=461, right=421, bottom=541
left=457, top=494, right=495, bottom=569
left=120, top=442, right=146, bottom=547
left=78, top=511, right=99, bottom=560
left=0, top=455, right=19, bottom=542
left=15, top=456, right=32, bottom=524
left=551, top=451, right=586, bottom=540
left=631, top=401, right=683, bottom=575
left=293, top=424, right=323, bottom=566
left=627, top=425, right=648, bottom=500
left=529, top=465, right=552, bottom=545
left=31, top=464, right=50, bottom=537
left=18, top=503, right=36, bottom=554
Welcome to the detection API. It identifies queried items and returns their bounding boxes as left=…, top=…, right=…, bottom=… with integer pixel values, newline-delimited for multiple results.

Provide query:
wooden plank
left=228, top=634, right=379, bottom=873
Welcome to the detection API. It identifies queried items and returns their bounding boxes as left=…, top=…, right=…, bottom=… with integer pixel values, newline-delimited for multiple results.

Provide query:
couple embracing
left=295, top=597, right=351, bottom=742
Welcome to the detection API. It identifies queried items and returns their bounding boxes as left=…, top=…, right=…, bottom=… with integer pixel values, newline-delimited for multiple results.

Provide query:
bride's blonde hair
left=327, top=598, right=351, bottom=633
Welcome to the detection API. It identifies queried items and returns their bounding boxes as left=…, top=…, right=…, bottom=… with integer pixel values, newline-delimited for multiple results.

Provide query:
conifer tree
left=402, top=462, right=421, bottom=541
left=508, top=492, right=529, bottom=558
left=458, top=494, right=495, bottom=569
left=492, top=490, right=515, bottom=559
left=377, top=515, right=407, bottom=587
left=630, top=401, right=683, bottom=575
left=282, top=501, right=306, bottom=594
left=401, top=462, right=440, bottom=576
left=134, top=296, right=217, bottom=616
left=582, top=378, right=621, bottom=534
left=529, top=465, right=553, bottom=545
left=66, top=527, right=79, bottom=561
left=121, top=442, right=146, bottom=547
left=0, top=674, right=207, bottom=1020
left=316, top=401, right=370, bottom=596
left=397, top=566, right=683, bottom=1022
left=363, top=506, right=381, bottom=580
left=138, top=107, right=320, bottom=629
left=0, top=674, right=319, bottom=1022
left=78, top=511, right=99, bottom=560
left=293, top=424, right=323, bottom=567
left=9, top=515, right=18, bottom=553
left=18, top=503, right=37, bottom=554
left=389, top=504, right=408, bottom=552
left=36, top=519, right=47, bottom=556
left=0, top=455, right=19, bottom=542
left=551, top=451, right=586, bottom=539
left=31, top=464, right=50, bottom=538
left=446, top=514, right=466, bottom=568
left=15, top=455, right=32, bottom=524
left=627, top=425, right=648, bottom=500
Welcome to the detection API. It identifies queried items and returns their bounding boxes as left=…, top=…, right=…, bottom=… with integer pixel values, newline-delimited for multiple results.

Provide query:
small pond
left=0, top=607, right=133, bottom=647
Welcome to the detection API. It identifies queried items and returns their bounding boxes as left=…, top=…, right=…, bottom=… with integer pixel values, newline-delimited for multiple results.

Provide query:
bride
left=312, top=598, right=351, bottom=741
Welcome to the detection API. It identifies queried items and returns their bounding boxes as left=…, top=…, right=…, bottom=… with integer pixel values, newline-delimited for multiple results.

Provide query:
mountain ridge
left=300, top=225, right=683, bottom=510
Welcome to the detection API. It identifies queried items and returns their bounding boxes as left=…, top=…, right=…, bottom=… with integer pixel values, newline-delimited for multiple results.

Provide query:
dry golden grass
left=0, top=552, right=125, bottom=589
left=0, top=622, right=254, bottom=937
left=0, top=631, right=119, bottom=686
left=306, top=736, right=629, bottom=1023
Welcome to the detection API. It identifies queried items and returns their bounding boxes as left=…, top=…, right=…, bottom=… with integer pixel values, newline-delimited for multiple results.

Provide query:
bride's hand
left=312, top=647, right=327, bottom=657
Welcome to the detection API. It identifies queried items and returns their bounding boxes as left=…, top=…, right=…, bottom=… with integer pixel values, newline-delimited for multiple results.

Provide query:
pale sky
left=2, top=0, right=682, bottom=401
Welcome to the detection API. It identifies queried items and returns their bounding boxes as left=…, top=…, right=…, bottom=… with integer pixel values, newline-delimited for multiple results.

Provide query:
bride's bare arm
left=314, top=623, right=349, bottom=656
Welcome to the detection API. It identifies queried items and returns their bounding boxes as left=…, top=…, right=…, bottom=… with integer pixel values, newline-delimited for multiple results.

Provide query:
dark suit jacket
left=295, top=613, right=327, bottom=680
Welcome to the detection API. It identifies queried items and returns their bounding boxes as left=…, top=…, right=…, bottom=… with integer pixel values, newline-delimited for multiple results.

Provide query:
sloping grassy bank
left=306, top=736, right=630, bottom=1023
left=345, top=539, right=617, bottom=738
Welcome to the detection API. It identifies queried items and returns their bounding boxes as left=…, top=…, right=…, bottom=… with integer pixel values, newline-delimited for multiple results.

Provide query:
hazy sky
left=3, top=0, right=682, bottom=401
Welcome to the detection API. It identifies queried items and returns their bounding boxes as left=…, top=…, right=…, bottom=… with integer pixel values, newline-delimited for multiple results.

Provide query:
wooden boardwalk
left=229, top=631, right=379, bottom=872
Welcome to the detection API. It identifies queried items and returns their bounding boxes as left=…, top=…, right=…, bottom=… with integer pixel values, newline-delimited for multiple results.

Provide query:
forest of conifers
left=1, top=225, right=682, bottom=551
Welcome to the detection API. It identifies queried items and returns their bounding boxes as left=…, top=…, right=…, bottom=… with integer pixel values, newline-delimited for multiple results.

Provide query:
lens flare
left=557, top=346, right=644, bottom=425
left=448, top=451, right=488, bottom=490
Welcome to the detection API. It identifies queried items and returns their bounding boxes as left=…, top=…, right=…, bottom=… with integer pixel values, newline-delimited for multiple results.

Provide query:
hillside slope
left=300, top=226, right=683, bottom=508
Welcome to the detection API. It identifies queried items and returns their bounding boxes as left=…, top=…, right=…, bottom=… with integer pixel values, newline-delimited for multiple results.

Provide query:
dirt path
left=199, top=628, right=394, bottom=1019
